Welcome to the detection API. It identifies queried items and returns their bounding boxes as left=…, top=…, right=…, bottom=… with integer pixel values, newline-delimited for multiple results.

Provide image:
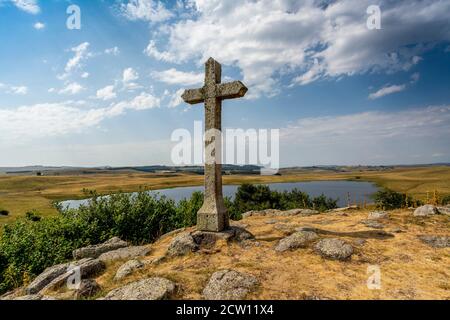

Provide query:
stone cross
left=182, top=58, right=248, bottom=232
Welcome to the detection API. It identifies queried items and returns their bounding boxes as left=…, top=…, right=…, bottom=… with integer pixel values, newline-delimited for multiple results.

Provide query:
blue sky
left=0, top=0, right=449, bottom=167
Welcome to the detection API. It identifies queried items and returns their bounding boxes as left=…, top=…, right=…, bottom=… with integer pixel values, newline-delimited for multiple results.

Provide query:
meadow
left=1, top=165, right=449, bottom=224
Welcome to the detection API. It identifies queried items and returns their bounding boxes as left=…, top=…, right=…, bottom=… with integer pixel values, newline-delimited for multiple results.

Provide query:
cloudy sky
left=0, top=0, right=449, bottom=167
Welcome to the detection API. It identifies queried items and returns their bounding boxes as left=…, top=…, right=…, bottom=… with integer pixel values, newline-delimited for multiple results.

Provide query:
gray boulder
left=360, top=219, right=384, bottom=229
left=314, top=238, right=353, bottom=261
left=167, top=233, right=199, bottom=257
left=114, top=259, right=144, bottom=280
left=102, top=277, right=176, bottom=300
left=437, top=206, right=450, bottom=215
left=75, top=279, right=101, bottom=299
left=73, top=237, right=128, bottom=259
left=275, top=231, right=318, bottom=252
left=368, top=211, right=388, bottom=219
left=40, top=258, right=105, bottom=293
left=98, top=245, right=150, bottom=262
left=418, top=235, right=450, bottom=248
left=203, top=270, right=258, bottom=300
left=414, top=205, right=439, bottom=217
left=27, top=262, right=69, bottom=294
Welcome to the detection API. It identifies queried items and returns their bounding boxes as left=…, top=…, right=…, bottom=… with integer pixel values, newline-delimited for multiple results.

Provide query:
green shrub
left=440, top=195, right=450, bottom=205
left=0, top=184, right=338, bottom=294
left=373, top=189, right=421, bottom=209
left=0, top=208, right=9, bottom=216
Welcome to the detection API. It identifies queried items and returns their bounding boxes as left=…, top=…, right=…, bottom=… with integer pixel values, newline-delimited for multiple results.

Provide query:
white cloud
left=368, top=84, right=406, bottom=100
left=122, top=67, right=139, bottom=82
left=48, top=87, right=55, bottom=93
left=0, top=92, right=161, bottom=142
left=9, top=86, right=28, bottom=95
left=105, top=47, right=120, bottom=55
left=410, top=72, right=420, bottom=84
left=81, top=72, right=90, bottom=79
left=64, top=42, right=91, bottom=75
left=33, top=22, right=45, bottom=30
left=151, top=68, right=203, bottom=86
left=143, top=0, right=450, bottom=98
left=12, top=0, right=40, bottom=14
left=280, top=105, right=450, bottom=166
left=121, top=0, right=173, bottom=22
left=59, top=82, right=84, bottom=95
left=167, top=89, right=185, bottom=108
left=96, top=85, right=117, bottom=101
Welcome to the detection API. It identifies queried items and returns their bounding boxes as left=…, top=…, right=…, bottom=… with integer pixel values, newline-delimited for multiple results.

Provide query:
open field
left=1, top=166, right=450, bottom=224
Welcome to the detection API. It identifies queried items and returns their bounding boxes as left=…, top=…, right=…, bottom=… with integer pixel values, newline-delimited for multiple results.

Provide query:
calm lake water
left=59, top=180, right=378, bottom=209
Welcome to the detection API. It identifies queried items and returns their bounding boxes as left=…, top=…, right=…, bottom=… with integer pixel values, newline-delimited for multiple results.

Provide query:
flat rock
left=75, top=279, right=101, bottom=299
left=242, top=208, right=319, bottom=218
left=98, top=245, right=150, bottom=262
left=414, top=205, right=439, bottom=217
left=114, top=259, right=144, bottom=280
left=314, top=238, right=353, bottom=261
left=368, top=211, right=389, bottom=219
left=167, top=233, right=199, bottom=257
left=437, top=206, right=450, bottom=215
left=27, top=262, right=69, bottom=294
left=40, top=258, right=105, bottom=293
left=203, top=270, right=258, bottom=300
left=360, top=219, right=385, bottom=229
left=73, top=237, right=128, bottom=259
left=418, top=235, right=450, bottom=248
left=275, top=231, right=319, bottom=252
left=102, top=277, right=176, bottom=300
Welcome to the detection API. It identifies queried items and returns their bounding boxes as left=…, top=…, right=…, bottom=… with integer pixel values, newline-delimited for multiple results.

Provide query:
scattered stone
left=75, top=279, right=101, bottom=299
left=98, top=245, right=150, bottom=262
left=314, top=238, right=353, bottom=261
left=203, top=270, right=258, bottom=300
left=437, top=206, right=450, bottom=216
left=418, top=235, right=450, bottom=248
left=390, top=228, right=404, bottom=233
left=368, top=211, right=388, bottom=219
left=360, top=219, right=384, bottom=229
left=191, top=226, right=255, bottom=247
left=26, top=262, right=69, bottom=294
left=114, top=259, right=144, bottom=280
left=40, top=258, right=105, bottom=293
left=73, top=237, right=128, bottom=259
left=167, top=233, right=199, bottom=257
left=242, top=208, right=319, bottom=218
left=327, top=206, right=358, bottom=213
left=275, top=231, right=319, bottom=252
left=231, top=226, right=255, bottom=242
left=413, top=205, right=439, bottom=217
left=265, top=219, right=277, bottom=224
left=102, top=277, right=176, bottom=300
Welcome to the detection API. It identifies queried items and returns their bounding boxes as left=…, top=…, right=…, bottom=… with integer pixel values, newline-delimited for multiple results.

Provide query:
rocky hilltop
left=2, top=205, right=449, bottom=300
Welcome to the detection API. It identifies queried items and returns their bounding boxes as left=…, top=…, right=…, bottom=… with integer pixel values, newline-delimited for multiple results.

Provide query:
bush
left=0, top=208, right=9, bottom=216
left=440, top=195, right=450, bottom=205
left=373, top=189, right=421, bottom=210
left=0, top=184, right=338, bottom=294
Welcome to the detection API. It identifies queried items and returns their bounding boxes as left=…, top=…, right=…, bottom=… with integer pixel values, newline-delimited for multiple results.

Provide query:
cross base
left=196, top=200, right=229, bottom=232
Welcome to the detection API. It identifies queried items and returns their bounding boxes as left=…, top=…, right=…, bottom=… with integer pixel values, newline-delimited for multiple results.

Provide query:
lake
left=59, top=180, right=379, bottom=209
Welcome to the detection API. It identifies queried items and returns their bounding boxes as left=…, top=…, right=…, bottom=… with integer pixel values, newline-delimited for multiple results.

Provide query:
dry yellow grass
left=44, top=208, right=449, bottom=300
left=1, top=166, right=450, bottom=224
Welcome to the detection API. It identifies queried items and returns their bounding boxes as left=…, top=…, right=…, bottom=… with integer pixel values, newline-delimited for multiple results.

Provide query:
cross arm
left=181, top=88, right=204, bottom=105
left=217, top=81, right=248, bottom=100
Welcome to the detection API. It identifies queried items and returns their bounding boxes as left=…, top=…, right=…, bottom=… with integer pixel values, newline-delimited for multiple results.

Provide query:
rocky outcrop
left=368, top=211, right=388, bottom=219
left=101, top=277, right=176, bottom=300
left=26, top=262, right=69, bottom=294
left=75, top=279, right=101, bottom=299
left=40, top=258, right=105, bottom=293
left=360, top=219, right=384, bottom=229
left=11, top=294, right=56, bottom=300
left=73, top=237, right=128, bottom=259
left=98, top=245, right=150, bottom=262
left=202, top=270, right=258, bottom=300
left=114, top=259, right=144, bottom=280
left=437, top=206, right=450, bottom=215
left=414, top=205, right=439, bottom=217
left=275, top=231, right=318, bottom=252
left=418, top=235, right=450, bottom=248
left=167, top=233, right=199, bottom=257
left=314, top=238, right=353, bottom=261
